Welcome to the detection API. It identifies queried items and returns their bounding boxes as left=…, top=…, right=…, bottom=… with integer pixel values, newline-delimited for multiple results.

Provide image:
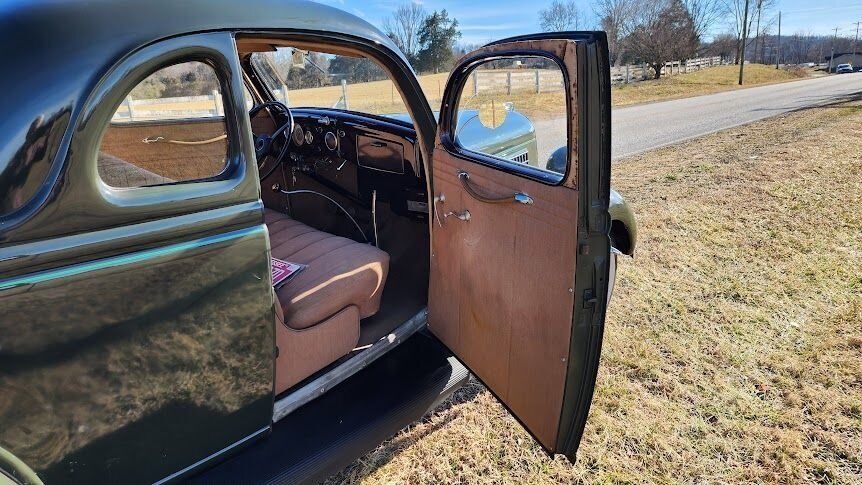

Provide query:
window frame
left=97, top=59, right=233, bottom=189
left=84, top=34, right=255, bottom=213
left=439, top=50, right=573, bottom=186
left=247, top=46, right=413, bottom=121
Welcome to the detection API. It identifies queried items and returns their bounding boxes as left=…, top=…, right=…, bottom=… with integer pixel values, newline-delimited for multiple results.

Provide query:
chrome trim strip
left=273, top=308, right=428, bottom=423
left=152, top=426, right=269, bottom=485
left=0, top=225, right=265, bottom=291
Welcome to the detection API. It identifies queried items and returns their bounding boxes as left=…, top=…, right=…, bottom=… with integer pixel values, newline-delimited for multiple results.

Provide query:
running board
left=188, top=331, right=469, bottom=484
left=273, top=308, right=428, bottom=422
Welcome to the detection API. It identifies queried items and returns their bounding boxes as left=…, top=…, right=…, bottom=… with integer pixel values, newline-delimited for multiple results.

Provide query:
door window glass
left=98, top=61, right=229, bottom=188
left=454, top=56, right=568, bottom=180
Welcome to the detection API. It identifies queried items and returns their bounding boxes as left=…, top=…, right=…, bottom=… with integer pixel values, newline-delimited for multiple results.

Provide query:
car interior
left=238, top=38, right=431, bottom=396
left=97, top=37, right=431, bottom=400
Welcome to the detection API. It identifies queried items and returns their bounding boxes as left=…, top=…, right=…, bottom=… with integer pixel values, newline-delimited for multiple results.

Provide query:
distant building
left=824, top=52, right=862, bottom=71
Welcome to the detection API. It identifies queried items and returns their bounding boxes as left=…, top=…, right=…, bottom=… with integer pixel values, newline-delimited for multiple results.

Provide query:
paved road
left=534, top=72, right=862, bottom=162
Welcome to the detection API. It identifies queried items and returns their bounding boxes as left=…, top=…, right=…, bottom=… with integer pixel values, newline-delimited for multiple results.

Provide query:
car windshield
left=250, top=47, right=411, bottom=120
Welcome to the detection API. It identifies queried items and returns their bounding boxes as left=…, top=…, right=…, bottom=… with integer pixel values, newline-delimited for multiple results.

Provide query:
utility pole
left=828, top=27, right=839, bottom=73
left=738, top=0, right=750, bottom=85
left=853, top=21, right=860, bottom=64
left=775, top=11, right=781, bottom=68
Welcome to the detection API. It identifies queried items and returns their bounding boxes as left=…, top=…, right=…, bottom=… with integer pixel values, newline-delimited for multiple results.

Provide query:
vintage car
left=0, top=0, right=636, bottom=483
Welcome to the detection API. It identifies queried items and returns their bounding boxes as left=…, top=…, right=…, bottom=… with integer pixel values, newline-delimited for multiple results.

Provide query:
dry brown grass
left=329, top=97, right=862, bottom=483
left=612, top=64, right=811, bottom=107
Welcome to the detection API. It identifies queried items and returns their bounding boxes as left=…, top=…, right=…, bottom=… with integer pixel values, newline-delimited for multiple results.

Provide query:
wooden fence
left=610, top=56, right=724, bottom=83
left=113, top=90, right=224, bottom=122
left=113, top=56, right=725, bottom=120
left=462, top=56, right=725, bottom=96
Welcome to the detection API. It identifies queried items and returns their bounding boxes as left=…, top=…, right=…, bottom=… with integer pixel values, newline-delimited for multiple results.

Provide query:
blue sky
left=312, top=0, right=862, bottom=45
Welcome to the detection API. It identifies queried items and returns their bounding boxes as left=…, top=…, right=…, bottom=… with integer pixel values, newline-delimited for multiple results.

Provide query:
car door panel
left=430, top=151, right=579, bottom=447
left=429, top=33, right=611, bottom=458
left=0, top=32, right=274, bottom=483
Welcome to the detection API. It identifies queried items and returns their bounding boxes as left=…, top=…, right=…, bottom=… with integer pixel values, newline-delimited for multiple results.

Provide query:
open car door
left=428, top=32, right=611, bottom=459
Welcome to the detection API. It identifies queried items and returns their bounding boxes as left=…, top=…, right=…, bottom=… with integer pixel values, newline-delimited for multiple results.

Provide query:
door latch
left=434, top=193, right=470, bottom=226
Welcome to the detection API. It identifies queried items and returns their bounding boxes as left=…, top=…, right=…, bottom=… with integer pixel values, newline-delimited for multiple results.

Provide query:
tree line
left=268, top=1, right=854, bottom=90
left=385, top=0, right=712, bottom=79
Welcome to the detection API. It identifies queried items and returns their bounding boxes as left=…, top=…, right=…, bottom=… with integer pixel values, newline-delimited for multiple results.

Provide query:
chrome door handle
left=433, top=193, right=470, bottom=226
left=444, top=209, right=471, bottom=222
left=514, top=193, right=534, bottom=205
left=458, top=170, right=533, bottom=205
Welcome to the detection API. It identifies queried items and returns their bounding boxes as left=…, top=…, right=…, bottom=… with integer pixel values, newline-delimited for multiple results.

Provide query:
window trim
left=97, top=59, right=234, bottom=190
left=247, top=46, right=412, bottom=120
left=439, top=50, right=573, bottom=186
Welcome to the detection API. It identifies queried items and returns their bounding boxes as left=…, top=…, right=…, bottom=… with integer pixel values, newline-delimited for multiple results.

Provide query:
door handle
left=433, top=193, right=470, bottom=226
left=457, top=170, right=533, bottom=205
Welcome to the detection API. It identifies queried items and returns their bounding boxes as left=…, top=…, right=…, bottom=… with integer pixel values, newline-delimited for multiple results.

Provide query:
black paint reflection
left=0, top=230, right=273, bottom=482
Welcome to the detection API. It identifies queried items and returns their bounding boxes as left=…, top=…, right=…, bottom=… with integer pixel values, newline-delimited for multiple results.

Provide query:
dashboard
left=285, top=108, right=429, bottom=219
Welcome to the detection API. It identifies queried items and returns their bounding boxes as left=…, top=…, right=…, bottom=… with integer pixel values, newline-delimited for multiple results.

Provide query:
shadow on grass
left=326, top=378, right=486, bottom=484
left=757, top=90, right=862, bottom=113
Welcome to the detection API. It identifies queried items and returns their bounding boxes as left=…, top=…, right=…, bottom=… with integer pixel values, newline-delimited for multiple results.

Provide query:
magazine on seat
left=272, top=257, right=306, bottom=289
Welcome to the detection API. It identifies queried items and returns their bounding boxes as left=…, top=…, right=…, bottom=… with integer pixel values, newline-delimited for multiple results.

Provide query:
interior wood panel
left=99, top=119, right=227, bottom=184
left=429, top=150, right=579, bottom=449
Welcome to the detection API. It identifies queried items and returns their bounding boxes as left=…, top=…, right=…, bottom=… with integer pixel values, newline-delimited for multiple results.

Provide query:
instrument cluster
left=290, top=116, right=341, bottom=154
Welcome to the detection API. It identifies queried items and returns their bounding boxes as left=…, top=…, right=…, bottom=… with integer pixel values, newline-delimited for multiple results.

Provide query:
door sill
left=273, top=307, right=427, bottom=422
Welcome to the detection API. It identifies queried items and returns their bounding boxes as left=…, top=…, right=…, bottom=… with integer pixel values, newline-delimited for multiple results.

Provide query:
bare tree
left=382, top=2, right=427, bottom=65
left=703, top=31, right=738, bottom=60
left=725, top=0, right=774, bottom=64
left=626, top=0, right=699, bottom=78
left=539, top=0, right=583, bottom=32
left=593, top=0, right=638, bottom=65
left=681, top=0, right=725, bottom=42
left=750, top=0, right=777, bottom=63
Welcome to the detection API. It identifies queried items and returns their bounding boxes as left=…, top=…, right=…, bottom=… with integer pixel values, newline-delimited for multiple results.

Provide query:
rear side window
left=98, top=61, right=228, bottom=188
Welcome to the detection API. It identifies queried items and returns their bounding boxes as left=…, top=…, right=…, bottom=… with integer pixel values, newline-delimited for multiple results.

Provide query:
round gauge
left=324, top=131, right=338, bottom=151
left=304, top=130, right=314, bottom=145
left=291, top=125, right=304, bottom=146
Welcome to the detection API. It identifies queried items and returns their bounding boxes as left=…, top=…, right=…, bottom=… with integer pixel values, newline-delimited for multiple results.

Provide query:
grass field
left=611, top=64, right=811, bottom=107
left=328, top=97, right=862, bottom=483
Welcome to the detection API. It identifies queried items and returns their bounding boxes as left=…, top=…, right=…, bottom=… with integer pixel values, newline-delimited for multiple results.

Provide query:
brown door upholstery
left=428, top=150, right=579, bottom=450
left=428, top=37, right=591, bottom=454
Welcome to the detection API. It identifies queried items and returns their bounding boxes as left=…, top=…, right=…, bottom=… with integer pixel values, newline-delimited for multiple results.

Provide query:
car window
left=453, top=56, right=568, bottom=181
left=98, top=61, right=228, bottom=188
left=250, top=48, right=411, bottom=121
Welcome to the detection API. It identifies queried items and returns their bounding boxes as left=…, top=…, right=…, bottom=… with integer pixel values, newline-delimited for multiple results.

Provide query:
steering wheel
left=249, top=101, right=294, bottom=173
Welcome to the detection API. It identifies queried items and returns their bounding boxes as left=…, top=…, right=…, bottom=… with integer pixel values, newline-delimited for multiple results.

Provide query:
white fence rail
left=462, top=56, right=725, bottom=96
left=610, top=56, right=724, bottom=83
left=113, top=56, right=725, bottom=120
left=113, top=90, right=224, bottom=122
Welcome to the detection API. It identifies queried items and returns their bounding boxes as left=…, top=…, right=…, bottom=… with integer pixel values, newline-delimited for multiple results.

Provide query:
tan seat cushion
left=266, top=208, right=389, bottom=330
